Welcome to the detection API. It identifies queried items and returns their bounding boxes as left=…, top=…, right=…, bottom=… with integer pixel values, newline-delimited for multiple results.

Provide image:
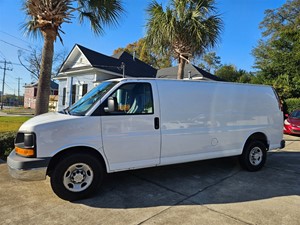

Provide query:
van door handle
left=154, top=117, right=160, bottom=129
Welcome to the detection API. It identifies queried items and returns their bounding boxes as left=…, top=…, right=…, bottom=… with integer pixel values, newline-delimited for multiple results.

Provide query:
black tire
left=239, top=140, right=267, bottom=172
left=50, top=153, right=104, bottom=201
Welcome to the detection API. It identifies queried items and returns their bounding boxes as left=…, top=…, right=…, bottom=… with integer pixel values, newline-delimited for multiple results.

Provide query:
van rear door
left=100, top=81, right=161, bottom=171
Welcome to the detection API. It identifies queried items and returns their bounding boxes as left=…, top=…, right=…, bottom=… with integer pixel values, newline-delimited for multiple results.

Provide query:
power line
left=0, top=39, right=31, bottom=52
left=0, top=30, right=33, bottom=46
left=4, top=82, right=15, bottom=92
left=11, top=62, right=27, bottom=66
left=0, top=50, right=6, bottom=60
left=5, top=74, right=16, bottom=83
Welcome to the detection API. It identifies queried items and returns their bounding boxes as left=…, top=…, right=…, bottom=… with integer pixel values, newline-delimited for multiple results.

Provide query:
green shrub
left=0, top=132, right=16, bottom=161
left=285, top=98, right=300, bottom=114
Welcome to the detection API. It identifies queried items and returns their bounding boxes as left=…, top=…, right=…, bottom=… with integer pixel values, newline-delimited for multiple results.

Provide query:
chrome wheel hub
left=249, top=147, right=263, bottom=166
left=63, top=163, right=94, bottom=192
left=71, top=170, right=86, bottom=183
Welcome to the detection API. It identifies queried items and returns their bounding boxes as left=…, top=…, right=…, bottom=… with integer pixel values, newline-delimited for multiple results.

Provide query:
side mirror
left=285, top=114, right=289, bottom=118
left=104, top=97, right=118, bottom=113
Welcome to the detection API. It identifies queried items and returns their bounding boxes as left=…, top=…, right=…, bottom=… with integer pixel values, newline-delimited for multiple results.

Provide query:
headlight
left=15, top=132, right=36, bottom=157
left=24, top=133, right=35, bottom=147
left=284, top=119, right=291, bottom=125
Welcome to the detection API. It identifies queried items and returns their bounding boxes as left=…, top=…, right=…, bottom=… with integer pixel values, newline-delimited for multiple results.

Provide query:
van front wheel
left=50, top=153, right=103, bottom=201
left=239, top=141, right=267, bottom=172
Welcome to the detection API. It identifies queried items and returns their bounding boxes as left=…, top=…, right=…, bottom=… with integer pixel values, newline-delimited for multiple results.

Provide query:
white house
left=55, top=44, right=157, bottom=111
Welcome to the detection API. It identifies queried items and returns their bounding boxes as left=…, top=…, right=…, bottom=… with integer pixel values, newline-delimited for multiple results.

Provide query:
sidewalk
left=283, top=134, right=300, bottom=151
left=0, top=110, right=34, bottom=117
left=0, top=111, right=8, bottom=116
left=0, top=111, right=22, bottom=117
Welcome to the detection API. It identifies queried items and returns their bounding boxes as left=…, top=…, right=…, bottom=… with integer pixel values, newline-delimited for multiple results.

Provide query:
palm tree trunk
left=177, top=58, right=186, bottom=79
left=35, top=29, right=55, bottom=116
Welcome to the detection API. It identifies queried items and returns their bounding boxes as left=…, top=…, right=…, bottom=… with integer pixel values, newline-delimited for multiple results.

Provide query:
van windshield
left=65, top=81, right=118, bottom=116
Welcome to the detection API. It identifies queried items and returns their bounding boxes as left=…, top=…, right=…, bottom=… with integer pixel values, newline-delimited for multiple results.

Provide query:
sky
left=0, top=0, right=286, bottom=95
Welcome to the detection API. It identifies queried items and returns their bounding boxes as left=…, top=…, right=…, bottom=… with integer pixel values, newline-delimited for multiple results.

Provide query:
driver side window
left=105, top=82, right=153, bottom=115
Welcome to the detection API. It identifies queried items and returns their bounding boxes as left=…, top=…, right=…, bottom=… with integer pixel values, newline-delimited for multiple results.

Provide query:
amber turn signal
left=15, top=146, right=35, bottom=157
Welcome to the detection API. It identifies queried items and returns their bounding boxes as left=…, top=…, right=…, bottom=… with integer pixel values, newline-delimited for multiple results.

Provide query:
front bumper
left=284, top=125, right=300, bottom=135
left=7, top=150, right=51, bottom=181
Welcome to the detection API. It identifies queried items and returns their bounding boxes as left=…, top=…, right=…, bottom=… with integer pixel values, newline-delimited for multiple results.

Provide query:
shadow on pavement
left=76, top=151, right=300, bottom=208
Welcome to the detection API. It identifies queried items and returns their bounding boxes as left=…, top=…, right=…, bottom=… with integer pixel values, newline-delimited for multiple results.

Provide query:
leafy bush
left=285, top=98, right=300, bottom=114
left=0, top=132, right=16, bottom=161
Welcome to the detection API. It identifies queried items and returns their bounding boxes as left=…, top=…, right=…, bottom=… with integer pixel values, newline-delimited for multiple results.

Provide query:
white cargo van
left=7, top=78, right=285, bottom=200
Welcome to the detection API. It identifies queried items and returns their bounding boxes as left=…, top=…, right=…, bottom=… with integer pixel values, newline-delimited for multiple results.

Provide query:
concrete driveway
left=0, top=135, right=299, bottom=225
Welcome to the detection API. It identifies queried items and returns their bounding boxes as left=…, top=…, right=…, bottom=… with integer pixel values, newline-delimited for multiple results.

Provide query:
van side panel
left=156, top=80, right=282, bottom=165
left=100, top=80, right=162, bottom=171
left=29, top=115, right=103, bottom=158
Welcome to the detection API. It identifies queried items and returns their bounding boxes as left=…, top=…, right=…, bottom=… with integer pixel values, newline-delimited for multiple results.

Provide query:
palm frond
left=77, top=0, right=125, bottom=35
left=21, top=0, right=73, bottom=42
left=145, top=0, right=223, bottom=60
left=21, top=0, right=124, bottom=41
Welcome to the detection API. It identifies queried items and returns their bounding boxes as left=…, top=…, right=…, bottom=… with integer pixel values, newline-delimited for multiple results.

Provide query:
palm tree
left=22, top=0, right=124, bottom=115
left=145, top=0, right=223, bottom=79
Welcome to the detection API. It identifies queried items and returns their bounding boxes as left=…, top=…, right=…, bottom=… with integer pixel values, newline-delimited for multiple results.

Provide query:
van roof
left=111, top=78, right=270, bottom=88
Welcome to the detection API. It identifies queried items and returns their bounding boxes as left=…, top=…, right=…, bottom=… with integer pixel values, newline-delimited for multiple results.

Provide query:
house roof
left=157, top=64, right=224, bottom=81
left=58, top=44, right=157, bottom=78
left=24, top=81, right=59, bottom=89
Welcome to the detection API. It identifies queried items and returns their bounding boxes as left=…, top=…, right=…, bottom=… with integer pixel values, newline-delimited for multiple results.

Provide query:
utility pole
left=0, top=60, right=13, bottom=110
left=121, top=62, right=125, bottom=78
left=16, top=77, right=22, bottom=106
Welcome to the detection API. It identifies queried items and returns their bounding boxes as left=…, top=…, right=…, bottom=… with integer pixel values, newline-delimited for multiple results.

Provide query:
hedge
left=0, top=132, right=16, bottom=161
left=285, top=98, right=300, bottom=114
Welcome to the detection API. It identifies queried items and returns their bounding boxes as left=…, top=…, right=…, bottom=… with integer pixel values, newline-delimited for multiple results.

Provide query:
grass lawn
left=0, top=116, right=31, bottom=132
left=2, top=107, right=34, bottom=115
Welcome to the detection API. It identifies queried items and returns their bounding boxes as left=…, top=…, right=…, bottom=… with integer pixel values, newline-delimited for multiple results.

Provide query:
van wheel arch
left=46, top=146, right=107, bottom=177
left=239, top=132, right=268, bottom=171
left=244, top=132, right=269, bottom=151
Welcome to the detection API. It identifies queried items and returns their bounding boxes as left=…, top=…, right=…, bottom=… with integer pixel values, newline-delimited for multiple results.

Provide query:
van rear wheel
left=239, top=141, right=267, bottom=172
left=50, top=153, right=103, bottom=201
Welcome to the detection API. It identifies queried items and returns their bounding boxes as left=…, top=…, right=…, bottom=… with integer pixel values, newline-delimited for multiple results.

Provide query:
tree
left=145, top=0, right=223, bottom=79
left=198, top=52, right=221, bottom=73
left=215, top=64, right=239, bottom=82
left=252, top=0, right=300, bottom=98
left=215, top=64, right=253, bottom=83
left=18, top=47, right=67, bottom=81
left=22, top=0, right=124, bottom=115
left=113, top=38, right=172, bottom=69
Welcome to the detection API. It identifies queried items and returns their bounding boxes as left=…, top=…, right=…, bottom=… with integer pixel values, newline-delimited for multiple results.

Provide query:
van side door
left=100, top=81, right=161, bottom=171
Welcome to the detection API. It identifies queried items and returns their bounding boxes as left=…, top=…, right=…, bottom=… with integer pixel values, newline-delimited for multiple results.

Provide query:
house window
left=82, top=84, right=88, bottom=96
left=62, top=88, right=66, bottom=106
left=72, top=84, right=77, bottom=104
left=50, top=89, right=58, bottom=95
left=34, top=87, right=37, bottom=97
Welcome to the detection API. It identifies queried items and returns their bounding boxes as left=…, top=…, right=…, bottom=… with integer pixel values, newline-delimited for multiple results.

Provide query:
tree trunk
left=177, top=58, right=186, bottom=79
left=35, top=29, right=55, bottom=116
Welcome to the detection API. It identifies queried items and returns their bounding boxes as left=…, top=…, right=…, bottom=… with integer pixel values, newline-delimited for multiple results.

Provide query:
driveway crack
left=130, top=169, right=246, bottom=225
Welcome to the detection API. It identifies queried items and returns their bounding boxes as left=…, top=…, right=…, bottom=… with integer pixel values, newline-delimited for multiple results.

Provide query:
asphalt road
left=0, top=135, right=299, bottom=225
